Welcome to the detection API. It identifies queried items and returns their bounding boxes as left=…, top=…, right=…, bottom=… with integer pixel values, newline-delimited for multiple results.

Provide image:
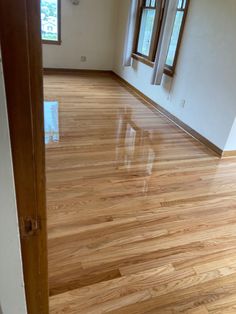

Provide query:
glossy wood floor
left=44, top=73, right=236, bottom=314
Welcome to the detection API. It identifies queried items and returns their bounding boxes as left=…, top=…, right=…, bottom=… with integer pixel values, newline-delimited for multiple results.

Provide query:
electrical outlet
left=72, top=0, right=80, bottom=5
left=81, top=56, right=87, bottom=62
left=180, top=99, right=186, bottom=108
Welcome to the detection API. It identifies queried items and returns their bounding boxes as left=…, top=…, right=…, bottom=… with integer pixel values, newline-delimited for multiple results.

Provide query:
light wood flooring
left=44, top=72, right=236, bottom=313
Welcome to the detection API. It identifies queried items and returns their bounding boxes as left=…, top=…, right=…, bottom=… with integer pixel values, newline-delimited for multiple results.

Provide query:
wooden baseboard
left=222, top=150, right=236, bottom=158
left=44, top=67, right=113, bottom=75
left=111, top=71, right=224, bottom=158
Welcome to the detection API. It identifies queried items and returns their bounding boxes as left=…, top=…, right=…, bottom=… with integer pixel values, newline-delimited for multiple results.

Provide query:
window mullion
left=148, top=0, right=162, bottom=61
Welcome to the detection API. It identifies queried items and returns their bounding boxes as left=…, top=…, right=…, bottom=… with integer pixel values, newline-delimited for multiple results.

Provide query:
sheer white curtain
left=151, top=0, right=178, bottom=85
left=123, top=0, right=139, bottom=67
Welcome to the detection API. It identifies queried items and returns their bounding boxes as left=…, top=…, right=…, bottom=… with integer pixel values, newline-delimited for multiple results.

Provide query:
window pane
left=166, top=11, right=184, bottom=67
left=178, top=0, right=183, bottom=9
left=41, top=0, right=58, bottom=41
left=145, top=0, right=156, bottom=8
left=178, top=0, right=187, bottom=9
left=137, top=9, right=156, bottom=56
left=151, top=0, right=156, bottom=7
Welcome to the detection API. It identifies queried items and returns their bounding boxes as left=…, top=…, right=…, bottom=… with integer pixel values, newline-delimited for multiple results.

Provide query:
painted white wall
left=113, top=0, right=236, bottom=151
left=0, top=53, right=27, bottom=314
left=224, top=118, right=236, bottom=151
left=43, top=0, right=117, bottom=70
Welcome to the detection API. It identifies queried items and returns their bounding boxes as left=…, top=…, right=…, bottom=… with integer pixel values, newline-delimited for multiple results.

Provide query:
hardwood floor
left=44, top=72, right=236, bottom=313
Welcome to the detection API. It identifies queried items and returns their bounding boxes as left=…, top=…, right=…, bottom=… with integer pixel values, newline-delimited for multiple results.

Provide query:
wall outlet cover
left=180, top=99, right=186, bottom=108
left=81, top=56, right=87, bottom=62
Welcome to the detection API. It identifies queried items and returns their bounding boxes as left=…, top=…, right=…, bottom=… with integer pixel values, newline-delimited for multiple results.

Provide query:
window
left=133, top=0, right=189, bottom=75
left=41, top=0, right=61, bottom=45
left=165, top=0, right=189, bottom=74
left=134, top=0, right=163, bottom=63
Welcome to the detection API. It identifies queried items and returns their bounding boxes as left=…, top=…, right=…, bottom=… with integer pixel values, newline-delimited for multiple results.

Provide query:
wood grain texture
left=113, top=72, right=223, bottom=157
left=222, top=151, right=236, bottom=158
left=45, top=73, right=236, bottom=313
left=0, top=0, right=49, bottom=313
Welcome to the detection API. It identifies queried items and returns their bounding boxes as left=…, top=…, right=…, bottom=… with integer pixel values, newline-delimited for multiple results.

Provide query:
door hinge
left=20, top=216, right=41, bottom=237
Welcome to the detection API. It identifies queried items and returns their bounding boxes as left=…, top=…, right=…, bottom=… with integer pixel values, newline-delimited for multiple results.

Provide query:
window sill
left=42, top=40, right=61, bottom=45
left=164, top=67, right=174, bottom=77
left=131, top=53, right=174, bottom=77
left=132, top=53, right=154, bottom=68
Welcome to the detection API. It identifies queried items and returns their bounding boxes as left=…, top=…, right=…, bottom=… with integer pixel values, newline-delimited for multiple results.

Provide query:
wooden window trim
left=166, top=0, right=190, bottom=75
left=132, top=0, right=190, bottom=77
left=131, top=53, right=174, bottom=77
left=42, top=0, right=61, bottom=45
left=132, top=52, right=155, bottom=67
left=133, top=0, right=163, bottom=62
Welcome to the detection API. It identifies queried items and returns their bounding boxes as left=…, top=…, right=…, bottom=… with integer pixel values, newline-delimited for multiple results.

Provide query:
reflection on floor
left=45, top=73, right=236, bottom=314
left=44, top=101, right=59, bottom=144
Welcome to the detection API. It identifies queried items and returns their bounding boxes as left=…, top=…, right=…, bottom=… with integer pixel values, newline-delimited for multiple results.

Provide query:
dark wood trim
left=42, top=39, right=61, bottom=45
left=42, top=0, right=61, bottom=45
left=112, top=72, right=223, bottom=158
left=164, top=66, right=174, bottom=77
left=132, top=53, right=174, bottom=77
left=168, top=0, right=190, bottom=75
left=0, top=0, right=49, bottom=313
left=133, top=0, right=163, bottom=62
left=132, top=53, right=155, bottom=67
left=132, top=0, right=143, bottom=55
left=44, top=68, right=113, bottom=75
left=132, top=0, right=190, bottom=77
left=149, top=0, right=163, bottom=61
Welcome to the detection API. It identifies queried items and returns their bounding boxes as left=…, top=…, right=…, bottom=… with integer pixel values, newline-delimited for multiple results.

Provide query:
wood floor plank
left=185, top=305, right=209, bottom=313
left=45, top=73, right=236, bottom=313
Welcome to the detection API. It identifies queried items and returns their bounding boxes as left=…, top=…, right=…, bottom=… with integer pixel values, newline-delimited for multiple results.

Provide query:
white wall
left=0, top=53, right=27, bottom=314
left=43, top=0, right=117, bottom=70
left=114, top=0, right=236, bottom=151
left=224, top=118, right=236, bottom=151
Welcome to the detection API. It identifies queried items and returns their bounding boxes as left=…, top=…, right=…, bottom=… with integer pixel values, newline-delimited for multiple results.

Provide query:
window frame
left=41, top=0, right=61, bottom=45
left=165, top=0, right=190, bottom=75
left=132, top=0, right=190, bottom=76
left=133, top=0, right=163, bottom=63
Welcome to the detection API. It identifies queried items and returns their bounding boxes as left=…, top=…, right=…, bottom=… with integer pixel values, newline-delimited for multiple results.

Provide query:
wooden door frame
left=0, top=1, right=49, bottom=313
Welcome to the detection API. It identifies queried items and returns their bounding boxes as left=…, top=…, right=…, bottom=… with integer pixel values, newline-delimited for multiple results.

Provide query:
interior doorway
left=0, top=1, right=49, bottom=313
